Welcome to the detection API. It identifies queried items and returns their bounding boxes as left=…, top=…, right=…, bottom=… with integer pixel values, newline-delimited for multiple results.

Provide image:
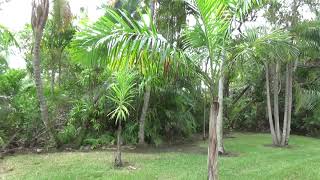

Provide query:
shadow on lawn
left=1, top=134, right=240, bottom=157
left=263, top=144, right=296, bottom=149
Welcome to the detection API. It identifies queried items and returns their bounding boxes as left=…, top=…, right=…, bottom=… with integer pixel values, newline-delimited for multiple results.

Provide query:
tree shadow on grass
left=263, top=144, right=296, bottom=149
left=119, top=143, right=239, bottom=157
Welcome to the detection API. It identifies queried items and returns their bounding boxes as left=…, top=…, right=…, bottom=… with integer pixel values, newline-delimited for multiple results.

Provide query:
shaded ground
left=1, top=133, right=320, bottom=180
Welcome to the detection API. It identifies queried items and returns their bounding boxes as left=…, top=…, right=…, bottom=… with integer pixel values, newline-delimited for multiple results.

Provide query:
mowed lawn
left=1, top=133, right=320, bottom=180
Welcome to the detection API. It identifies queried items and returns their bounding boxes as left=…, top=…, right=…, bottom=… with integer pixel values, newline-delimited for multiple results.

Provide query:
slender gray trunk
left=203, top=96, right=206, bottom=139
left=58, top=52, right=62, bottom=87
left=265, top=64, right=278, bottom=145
left=208, top=99, right=219, bottom=180
left=150, top=0, right=157, bottom=22
left=115, top=120, right=122, bottom=167
left=138, top=85, right=151, bottom=145
left=285, top=63, right=293, bottom=145
left=223, top=73, right=230, bottom=123
left=33, top=33, right=55, bottom=143
left=273, top=62, right=281, bottom=143
left=217, top=71, right=225, bottom=154
left=203, top=58, right=209, bottom=140
left=51, top=66, right=55, bottom=96
left=281, top=63, right=290, bottom=146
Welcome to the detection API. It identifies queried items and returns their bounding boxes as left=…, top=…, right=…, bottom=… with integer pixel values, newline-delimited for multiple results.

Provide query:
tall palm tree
left=31, top=0, right=53, bottom=143
left=183, top=1, right=269, bottom=178
left=286, top=20, right=320, bottom=145
left=234, top=27, right=299, bottom=146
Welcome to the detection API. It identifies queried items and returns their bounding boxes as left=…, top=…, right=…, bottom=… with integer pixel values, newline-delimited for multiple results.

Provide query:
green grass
left=1, top=133, right=320, bottom=180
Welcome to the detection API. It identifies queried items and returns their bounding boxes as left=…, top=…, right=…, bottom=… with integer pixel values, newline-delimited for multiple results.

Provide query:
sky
left=0, top=0, right=315, bottom=69
left=0, top=0, right=105, bottom=68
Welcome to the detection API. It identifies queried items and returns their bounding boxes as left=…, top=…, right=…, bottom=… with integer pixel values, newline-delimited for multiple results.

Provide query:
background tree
left=31, top=0, right=54, bottom=144
left=45, top=0, right=73, bottom=95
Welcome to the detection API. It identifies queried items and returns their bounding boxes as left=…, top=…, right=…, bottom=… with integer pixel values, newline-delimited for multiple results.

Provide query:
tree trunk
left=281, top=63, right=290, bottom=146
left=114, top=120, right=122, bottom=167
left=150, top=0, right=157, bottom=22
left=265, top=64, right=278, bottom=145
left=138, top=85, right=151, bottom=145
left=285, top=63, right=293, bottom=145
left=203, top=96, right=206, bottom=140
left=203, top=58, right=209, bottom=140
left=223, top=72, right=230, bottom=123
left=217, top=73, right=225, bottom=154
left=51, top=65, right=55, bottom=96
left=58, top=51, right=62, bottom=87
left=208, top=99, right=219, bottom=180
left=33, top=33, right=55, bottom=144
left=273, top=62, right=281, bottom=143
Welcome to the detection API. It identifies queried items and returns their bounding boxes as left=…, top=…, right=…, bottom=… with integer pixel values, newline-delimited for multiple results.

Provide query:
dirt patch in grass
left=0, top=164, right=14, bottom=174
left=127, top=143, right=208, bottom=155
left=2, top=133, right=242, bottom=157
left=113, top=161, right=139, bottom=170
left=220, top=151, right=240, bottom=157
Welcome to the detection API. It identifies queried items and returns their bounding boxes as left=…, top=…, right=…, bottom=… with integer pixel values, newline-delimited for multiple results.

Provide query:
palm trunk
left=281, top=63, right=290, bottom=146
left=150, top=0, right=157, bottom=22
left=208, top=98, right=219, bottom=180
left=203, top=58, right=209, bottom=140
left=285, top=63, right=293, bottom=145
left=203, top=96, right=206, bottom=140
left=138, top=85, right=151, bottom=145
left=33, top=34, right=55, bottom=144
left=223, top=72, right=230, bottom=124
left=273, top=63, right=281, bottom=143
left=115, top=120, right=122, bottom=167
left=217, top=73, right=225, bottom=154
left=58, top=51, right=62, bottom=87
left=51, top=66, right=55, bottom=96
left=265, top=64, right=278, bottom=145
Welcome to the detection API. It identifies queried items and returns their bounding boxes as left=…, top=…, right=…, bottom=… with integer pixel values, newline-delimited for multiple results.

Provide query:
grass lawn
left=1, top=133, right=320, bottom=180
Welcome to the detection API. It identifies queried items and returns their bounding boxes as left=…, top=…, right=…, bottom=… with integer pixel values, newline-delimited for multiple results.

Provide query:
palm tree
left=234, top=27, right=299, bottom=146
left=107, top=68, right=137, bottom=167
left=31, top=0, right=54, bottom=144
left=72, top=7, right=181, bottom=147
left=72, top=1, right=274, bottom=178
left=46, top=0, right=73, bottom=94
left=183, top=1, right=269, bottom=178
left=286, top=20, right=320, bottom=145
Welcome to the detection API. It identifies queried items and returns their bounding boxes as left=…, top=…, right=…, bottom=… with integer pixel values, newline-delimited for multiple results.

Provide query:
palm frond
left=72, top=8, right=176, bottom=68
left=232, top=27, right=299, bottom=65
left=295, top=83, right=320, bottom=112
left=107, top=68, right=137, bottom=123
left=0, top=24, right=18, bottom=51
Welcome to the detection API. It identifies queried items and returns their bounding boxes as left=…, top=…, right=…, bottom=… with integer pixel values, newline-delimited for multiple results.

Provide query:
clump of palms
left=107, top=68, right=137, bottom=167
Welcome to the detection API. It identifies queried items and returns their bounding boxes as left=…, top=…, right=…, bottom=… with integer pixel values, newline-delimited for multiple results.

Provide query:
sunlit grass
left=1, top=133, right=320, bottom=180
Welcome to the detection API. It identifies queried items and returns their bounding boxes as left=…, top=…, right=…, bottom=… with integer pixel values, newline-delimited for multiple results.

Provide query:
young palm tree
left=107, top=68, right=137, bottom=167
left=72, top=7, right=182, bottom=146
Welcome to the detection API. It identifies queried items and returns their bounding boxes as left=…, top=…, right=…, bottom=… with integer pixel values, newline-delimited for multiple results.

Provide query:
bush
left=83, top=133, right=115, bottom=149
